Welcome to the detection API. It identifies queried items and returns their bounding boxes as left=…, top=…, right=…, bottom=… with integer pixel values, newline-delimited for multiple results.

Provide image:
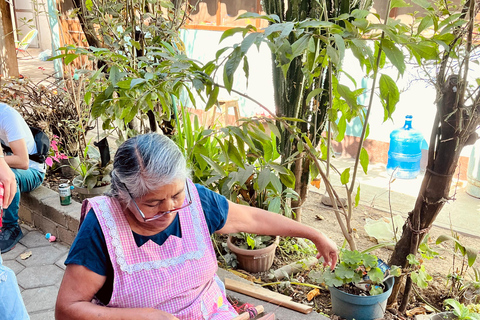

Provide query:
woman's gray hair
left=109, top=133, right=190, bottom=204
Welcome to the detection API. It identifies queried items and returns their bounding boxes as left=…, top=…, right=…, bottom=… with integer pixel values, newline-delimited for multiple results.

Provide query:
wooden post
left=0, top=0, right=19, bottom=78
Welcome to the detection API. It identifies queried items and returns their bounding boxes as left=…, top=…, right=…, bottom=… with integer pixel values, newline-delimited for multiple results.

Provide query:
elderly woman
left=56, top=133, right=337, bottom=320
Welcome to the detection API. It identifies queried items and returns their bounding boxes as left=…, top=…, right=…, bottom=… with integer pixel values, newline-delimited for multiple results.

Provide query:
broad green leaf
left=326, top=45, right=339, bottom=65
left=109, top=66, right=124, bottom=86
left=270, top=174, right=282, bottom=193
left=241, top=33, right=261, bottom=54
left=363, top=254, right=378, bottom=269
left=335, top=263, right=355, bottom=279
left=205, top=85, right=219, bottom=111
left=130, top=78, right=146, bottom=89
left=243, top=56, right=249, bottom=87
left=407, top=254, right=419, bottom=265
left=298, top=20, right=334, bottom=29
left=342, top=250, right=362, bottom=265
left=279, top=170, right=295, bottom=189
left=340, top=168, right=350, bottom=185
left=381, top=39, right=405, bottom=75
left=290, top=34, right=310, bottom=59
left=269, top=163, right=288, bottom=174
left=220, top=27, right=248, bottom=43
left=391, top=0, right=411, bottom=8
left=337, top=84, right=358, bottom=111
left=223, top=47, right=243, bottom=92
left=84, top=92, right=92, bottom=105
left=257, top=168, right=271, bottom=191
left=379, top=74, right=399, bottom=121
left=306, top=88, right=324, bottom=104
left=336, top=116, right=347, bottom=142
left=323, top=270, right=344, bottom=287
left=124, top=103, right=138, bottom=123
left=417, top=15, right=433, bottom=35
left=333, top=34, right=345, bottom=62
left=412, top=0, right=432, bottom=9
left=237, top=12, right=279, bottom=23
left=227, top=140, right=245, bottom=169
left=117, top=79, right=132, bottom=89
left=465, top=246, right=478, bottom=267
left=411, top=265, right=432, bottom=288
left=268, top=197, right=281, bottom=213
left=200, top=154, right=226, bottom=177
left=359, top=148, right=369, bottom=174
left=64, top=54, right=79, bottom=65
left=407, top=42, right=438, bottom=65
left=91, top=92, right=108, bottom=118
left=367, top=267, right=384, bottom=283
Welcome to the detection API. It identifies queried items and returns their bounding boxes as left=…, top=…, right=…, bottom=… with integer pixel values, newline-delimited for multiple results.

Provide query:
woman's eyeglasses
left=122, top=181, right=192, bottom=222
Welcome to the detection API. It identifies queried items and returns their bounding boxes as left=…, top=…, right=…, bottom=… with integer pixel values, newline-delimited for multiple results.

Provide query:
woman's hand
left=313, top=233, right=338, bottom=270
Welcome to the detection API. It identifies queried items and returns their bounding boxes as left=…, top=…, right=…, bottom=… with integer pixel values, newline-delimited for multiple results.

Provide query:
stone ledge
left=19, top=186, right=81, bottom=246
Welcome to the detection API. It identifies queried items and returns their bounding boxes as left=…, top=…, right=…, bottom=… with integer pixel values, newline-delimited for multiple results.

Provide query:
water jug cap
left=406, top=115, right=413, bottom=120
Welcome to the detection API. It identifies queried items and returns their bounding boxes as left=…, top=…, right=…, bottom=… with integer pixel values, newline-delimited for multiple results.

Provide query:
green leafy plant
left=437, top=233, right=479, bottom=302
left=72, top=142, right=112, bottom=190
left=319, top=249, right=401, bottom=296
left=230, top=232, right=275, bottom=250
left=443, top=299, right=480, bottom=320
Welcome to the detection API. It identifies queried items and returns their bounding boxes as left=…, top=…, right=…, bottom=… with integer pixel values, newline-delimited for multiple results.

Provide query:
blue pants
left=2, top=168, right=44, bottom=227
left=0, top=254, right=29, bottom=319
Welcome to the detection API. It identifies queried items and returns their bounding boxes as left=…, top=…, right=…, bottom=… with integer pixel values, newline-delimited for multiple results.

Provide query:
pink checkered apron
left=83, top=180, right=238, bottom=319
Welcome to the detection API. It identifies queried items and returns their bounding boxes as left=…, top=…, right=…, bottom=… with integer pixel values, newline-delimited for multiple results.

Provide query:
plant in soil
left=229, top=233, right=276, bottom=250
left=317, top=249, right=401, bottom=296
left=72, top=141, right=112, bottom=190
left=442, top=299, right=480, bottom=319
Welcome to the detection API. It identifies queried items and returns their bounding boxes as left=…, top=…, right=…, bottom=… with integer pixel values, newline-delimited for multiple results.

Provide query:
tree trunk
left=0, top=0, right=19, bottom=78
left=388, top=74, right=480, bottom=305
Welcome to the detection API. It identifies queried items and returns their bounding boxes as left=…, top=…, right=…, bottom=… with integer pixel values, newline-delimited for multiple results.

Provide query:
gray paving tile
left=22, top=286, right=58, bottom=314
left=29, top=310, right=55, bottom=320
left=1, top=242, right=27, bottom=261
left=21, top=224, right=35, bottom=232
left=17, top=265, right=64, bottom=289
left=3, top=259, right=25, bottom=275
left=52, top=242, right=70, bottom=255
left=54, top=252, right=68, bottom=270
left=16, top=245, right=65, bottom=267
left=19, top=230, right=50, bottom=249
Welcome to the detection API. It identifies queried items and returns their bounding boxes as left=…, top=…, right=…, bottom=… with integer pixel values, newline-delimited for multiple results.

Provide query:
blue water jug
left=386, top=115, right=424, bottom=179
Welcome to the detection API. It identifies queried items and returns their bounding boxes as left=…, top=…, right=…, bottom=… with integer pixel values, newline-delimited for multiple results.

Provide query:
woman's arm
left=4, top=139, right=29, bottom=170
left=217, top=200, right=338, bottom=269
left=55, top=264, right=179, bottom=320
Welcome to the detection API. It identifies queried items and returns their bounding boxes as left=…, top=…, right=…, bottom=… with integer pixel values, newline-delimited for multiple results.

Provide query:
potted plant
left=430, top=299, right=480, bottom=320
left=72, top=140, right=112, bottom=201
left=226, top=232, right=280, bottom=273
left=319, top=249, right=401, bottom=320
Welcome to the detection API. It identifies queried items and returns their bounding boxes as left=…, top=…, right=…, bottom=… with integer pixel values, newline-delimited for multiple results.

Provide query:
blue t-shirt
left=65, top=184, right=229, bottom=305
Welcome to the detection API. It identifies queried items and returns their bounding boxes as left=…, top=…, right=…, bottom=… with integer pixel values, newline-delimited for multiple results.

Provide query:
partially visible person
left=0, top=144, right=16, bottom=209
left=0, top=144, right=30, bottom=320
left=0, top=104, right=46, bottom=253
left=56, top=133, right=338, bottom=320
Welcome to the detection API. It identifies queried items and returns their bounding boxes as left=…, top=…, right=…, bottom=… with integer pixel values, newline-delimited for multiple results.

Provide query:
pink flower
left=45, top=157, right=53, bottom=167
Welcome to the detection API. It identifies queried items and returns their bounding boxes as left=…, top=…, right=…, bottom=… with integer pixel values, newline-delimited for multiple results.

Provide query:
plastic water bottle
left=386, top=115, right=424, bottom=179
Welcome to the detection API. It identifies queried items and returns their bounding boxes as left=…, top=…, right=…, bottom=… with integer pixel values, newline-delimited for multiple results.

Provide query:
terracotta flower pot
left=226, top=235, right=279, bottom=273
left=74, top=184, right=110, bottom=201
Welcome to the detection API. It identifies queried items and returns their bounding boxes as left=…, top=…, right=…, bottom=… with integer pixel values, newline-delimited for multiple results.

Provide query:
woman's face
left=128, top=179, right=190, bottom=223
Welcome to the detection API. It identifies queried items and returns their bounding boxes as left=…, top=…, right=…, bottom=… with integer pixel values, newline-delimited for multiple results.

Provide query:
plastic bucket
left=329, top=277, right=394, bottom=320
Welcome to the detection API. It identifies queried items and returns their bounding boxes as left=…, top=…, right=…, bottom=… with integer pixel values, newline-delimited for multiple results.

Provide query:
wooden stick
left=225, top=278, right=312, bottom=314
left=231, top=305, right=264, bottom=320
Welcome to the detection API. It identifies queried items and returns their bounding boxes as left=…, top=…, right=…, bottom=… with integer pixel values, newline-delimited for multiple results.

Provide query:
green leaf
left=279, top=170, right=295, bottom=189
left=200, top=154, right=226, bottom=177
left=130, top=78, right=146, bottom=89
left=258, top=169, right=271, bottom=191
left=379, top=74, right=399, bottom=121
left=407, top=254, right=420, bottom=265
left=223, top=47, right=243, bottom=92
left=417, top=15, right=433, bottom=35
left=220, top=27, right=248, bottom=43
left=363, top=254, right=378, bottom=269
left=335, top=263, right=355, bottom=279
left=411, top=265, right=432, bottom=288
left=91, top=92, right=108, bottom=118
left=333, top=34, right=345, bottom=62
left=355, top=185, right=360, bottom=207
left=323, top=270, right=344, bottom=288
left=109, top=66, right=124, bottom=86
left=227, top=140, right=244, bottom=169
left=290, top=34, right=310, bottom=59
left=306, top=88, right=324, bottom=105
left=85, top=0, right=93, bottom=10
left=367, top=267, right=384, bottom=283
left=84, top=91, right=92, bottom=105
left=391, top=0, right=411, bottom=8
left=64, top=54, right=78, bottom=65
left=205, top=86, right=219, bottom=111
left=268, top=198, right=281, bottom=213
left=381, top=39, right=405, bottom=75
left=117, top=79, right=132, bottom=89
left=359, top=148, right=369, bottom=174
left=340, top=168, right=350, bottom=185
left=237, top=12, right=279, bottom=23
left=411, top=0, right=432, bottom=10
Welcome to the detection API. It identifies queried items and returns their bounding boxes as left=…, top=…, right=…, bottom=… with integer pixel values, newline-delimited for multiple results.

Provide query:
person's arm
left=55, top=264, right=179, bottom=320
left=0, top=144, right=16, bottom=208
left=4, top=139, right=29, bottom=170
left=217, top=200, right=338, bottom=269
